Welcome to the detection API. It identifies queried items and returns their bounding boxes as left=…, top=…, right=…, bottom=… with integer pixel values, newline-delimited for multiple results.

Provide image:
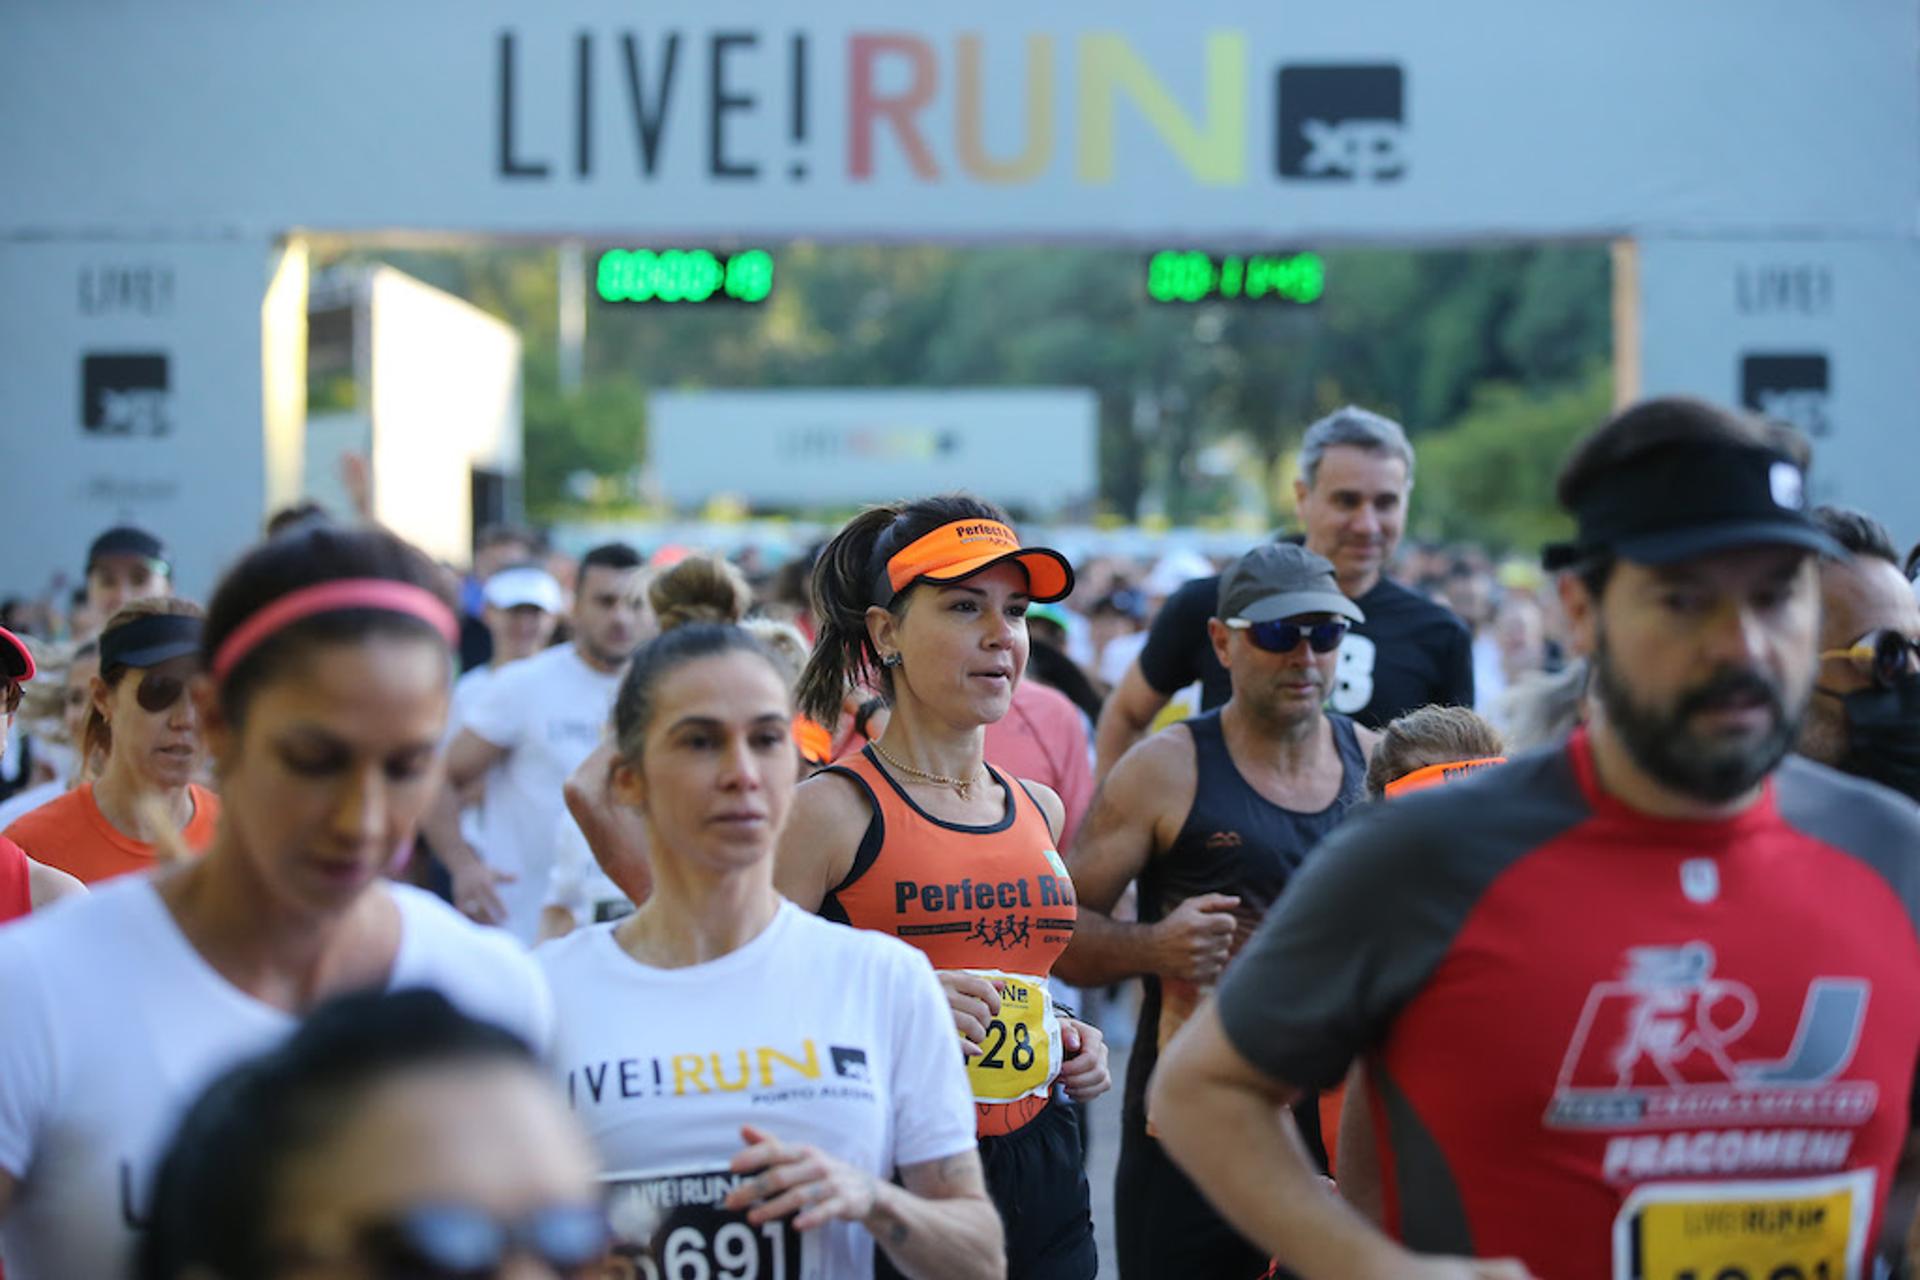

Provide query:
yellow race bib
left=1611, top=1170, right=1873, bottom=1280
left=959, top=970, right=1061, bottom=1105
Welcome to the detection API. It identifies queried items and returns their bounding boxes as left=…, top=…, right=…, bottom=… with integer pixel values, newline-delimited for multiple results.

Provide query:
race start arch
left=3, top=1, right=1916, bottom=592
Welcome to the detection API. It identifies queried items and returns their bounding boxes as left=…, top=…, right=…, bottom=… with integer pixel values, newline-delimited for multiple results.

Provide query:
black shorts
left=1115, top=1109, right=1268, bottom=1280
left=876, top=1100, right=1096, bottom=1280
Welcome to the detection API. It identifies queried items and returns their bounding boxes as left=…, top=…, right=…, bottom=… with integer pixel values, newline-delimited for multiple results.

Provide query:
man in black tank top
left=1055, top=545, right=1377, bottom=1280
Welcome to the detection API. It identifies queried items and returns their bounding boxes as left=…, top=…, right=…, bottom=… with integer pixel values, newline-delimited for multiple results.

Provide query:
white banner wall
left=649, top=388, right=1097, bottom=511
left=2, top=2, right=1914, bottom=241
left=0, top=240, right=272, bottom=601
left=1636, top=237, right=1920, bottom=552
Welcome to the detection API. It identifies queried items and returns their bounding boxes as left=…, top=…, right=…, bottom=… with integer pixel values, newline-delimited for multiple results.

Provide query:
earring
left=882, top=653, right=903, bottom=669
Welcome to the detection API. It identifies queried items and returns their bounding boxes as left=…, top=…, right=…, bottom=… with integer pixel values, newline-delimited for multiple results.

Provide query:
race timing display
left=595, top=247, right=775, bottom=304
left=1146, top=250, right=1325, bottom=304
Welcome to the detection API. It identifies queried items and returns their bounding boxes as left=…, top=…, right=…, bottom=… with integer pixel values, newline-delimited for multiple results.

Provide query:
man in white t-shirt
left=425, top=565, right=566, bottom=867
left=437, top=543, right=646, bottom=944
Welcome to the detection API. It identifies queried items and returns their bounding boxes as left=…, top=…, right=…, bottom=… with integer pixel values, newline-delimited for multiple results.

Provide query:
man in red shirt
left=1150, top=397, right=1920, bottom=1280
left=0, top=629, right=83, bottom=925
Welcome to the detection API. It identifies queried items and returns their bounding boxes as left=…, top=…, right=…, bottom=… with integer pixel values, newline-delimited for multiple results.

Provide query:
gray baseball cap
left=1217, top=544, right=1365, bottom=625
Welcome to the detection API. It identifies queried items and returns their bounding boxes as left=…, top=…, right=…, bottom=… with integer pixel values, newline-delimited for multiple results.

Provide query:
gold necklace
left=871, top=740, right=985, bottom=801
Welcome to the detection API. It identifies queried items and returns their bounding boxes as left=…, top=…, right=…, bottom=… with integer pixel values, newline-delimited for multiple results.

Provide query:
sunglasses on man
left=1224, top=617, right=1351, bottom=655
left=1820, top=629, right=1920, bottom=689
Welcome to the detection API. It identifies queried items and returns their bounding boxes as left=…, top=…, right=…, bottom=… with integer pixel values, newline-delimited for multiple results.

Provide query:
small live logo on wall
left=1741, top=352, right=1830, bottom=438
left=81, top=352, right=172, bottom=437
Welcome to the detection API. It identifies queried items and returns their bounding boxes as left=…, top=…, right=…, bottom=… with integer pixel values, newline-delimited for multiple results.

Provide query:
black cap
left=99, top=613, right=201, bottom=672
left=1217, top=544, right=1366, bottom=625
left=86, top=526, right=169, bottom=575
left=0, top=628, right=33, bottom=681
left=1543, top=440, right=1842, bottom=570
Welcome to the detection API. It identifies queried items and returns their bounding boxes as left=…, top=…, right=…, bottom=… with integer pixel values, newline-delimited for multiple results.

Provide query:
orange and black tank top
left=821, top=746, right=1077, bottom=1137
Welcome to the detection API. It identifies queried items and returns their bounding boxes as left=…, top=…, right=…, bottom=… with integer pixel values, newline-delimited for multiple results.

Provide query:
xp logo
left=830, top=1046, right=870, bottom=1082
left=1546, top=943, right=1874, bottom=1130
left=1742, top=352, right=1831, bottom=438
left=1276, top=64, right=1406, bottom=182
left=81, top=352, right=171, bottom=437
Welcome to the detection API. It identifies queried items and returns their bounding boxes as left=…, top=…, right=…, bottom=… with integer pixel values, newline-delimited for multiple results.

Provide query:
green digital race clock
left=1145, top=250, right=1324, bottom=304
left=595, top=247, right=775, bottom=304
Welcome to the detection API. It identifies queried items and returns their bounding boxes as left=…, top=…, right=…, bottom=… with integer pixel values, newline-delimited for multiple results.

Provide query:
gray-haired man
left=1095, top=407, right=1473, bottom=779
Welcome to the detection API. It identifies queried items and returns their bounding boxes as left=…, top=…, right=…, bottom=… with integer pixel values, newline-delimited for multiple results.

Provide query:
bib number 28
left=961, top=971, right=1059, bottom=1104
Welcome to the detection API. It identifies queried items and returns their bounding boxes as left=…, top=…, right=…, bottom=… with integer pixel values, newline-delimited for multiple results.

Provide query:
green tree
left=1408, top=365, right=1612, bottom=551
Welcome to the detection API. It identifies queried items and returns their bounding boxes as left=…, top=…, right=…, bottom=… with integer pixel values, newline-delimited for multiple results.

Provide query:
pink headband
left=211, top=579, right=459, bottom=683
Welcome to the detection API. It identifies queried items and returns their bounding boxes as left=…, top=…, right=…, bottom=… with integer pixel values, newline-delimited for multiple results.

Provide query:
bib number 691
left=631, top=1221, right=789, bottom=1280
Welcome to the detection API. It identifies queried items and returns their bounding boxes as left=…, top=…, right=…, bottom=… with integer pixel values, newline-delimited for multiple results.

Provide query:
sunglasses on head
left=1820, top=629, right=1920, bottom=688
left=1224, top=617, right=1350, bottom=655
left=282, top=1203, right=611, bottom=1280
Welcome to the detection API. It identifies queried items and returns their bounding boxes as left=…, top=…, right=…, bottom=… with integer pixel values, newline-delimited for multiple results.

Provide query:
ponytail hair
left=793, top=494, right=1011, bottom=725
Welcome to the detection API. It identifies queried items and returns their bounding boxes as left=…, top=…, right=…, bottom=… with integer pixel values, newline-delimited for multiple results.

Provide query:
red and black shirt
left=1218, top=729, right=1920, bottom=1280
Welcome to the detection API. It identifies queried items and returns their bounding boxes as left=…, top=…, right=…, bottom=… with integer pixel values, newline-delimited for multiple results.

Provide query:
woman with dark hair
left=0, top=524, right=550, bottom=1280
left=4, top=598, right=217, bottom=884
left=540, top=621, right=1000, bottom=1279
left=778, top=495, right=1110, bottom=1280
left=139, top=988, right=603, bottom=1280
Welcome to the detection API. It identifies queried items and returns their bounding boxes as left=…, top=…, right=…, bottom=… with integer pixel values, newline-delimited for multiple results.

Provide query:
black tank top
left=1122, top=708, right=1367, bottom=1127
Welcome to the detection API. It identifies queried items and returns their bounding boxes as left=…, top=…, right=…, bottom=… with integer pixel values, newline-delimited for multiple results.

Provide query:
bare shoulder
left=1016, top=779, right=1066, bottom=844
left=775, top=768, right=876, bottom=909
left=1115, top=721, right=1200, bottom=796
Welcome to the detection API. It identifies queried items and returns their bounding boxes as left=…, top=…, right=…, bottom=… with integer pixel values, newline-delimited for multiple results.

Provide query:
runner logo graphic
left=81, top=352, right=171, bottom=437
left=1276, top=64, right=1406, bottom=182
left=1742, top=352, right=1831, bottom=438
left=1546, top=943, right=1873, bottom=1130
left=830, top=1046, right=870, bottom=1082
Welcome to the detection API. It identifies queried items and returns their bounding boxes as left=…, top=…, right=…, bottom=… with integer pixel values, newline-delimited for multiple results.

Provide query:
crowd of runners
left=2, top=395, right=1919, bottom=1280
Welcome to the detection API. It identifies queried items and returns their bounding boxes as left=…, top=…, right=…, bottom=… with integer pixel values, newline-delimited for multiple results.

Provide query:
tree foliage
left=316, top=239, right=1613, bottom=544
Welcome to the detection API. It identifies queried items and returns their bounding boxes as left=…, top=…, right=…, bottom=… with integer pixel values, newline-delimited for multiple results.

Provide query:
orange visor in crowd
left=792, top=715, right=834, bottom=766
left=877, top=519, right=1074, bottom=605
left=1383, top=756, right=1507, bottom=798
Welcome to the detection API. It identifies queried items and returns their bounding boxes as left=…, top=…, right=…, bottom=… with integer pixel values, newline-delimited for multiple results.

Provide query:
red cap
left=0, top=628, right=34, bottom=682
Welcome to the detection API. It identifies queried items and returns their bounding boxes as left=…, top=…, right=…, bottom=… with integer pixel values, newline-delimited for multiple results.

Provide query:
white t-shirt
left=0, top=876, right=552, bottom=1280
left=447, top=664, right=501, bottom=849
left=462, top=644, right=622, bottom=943
left=538, top=903, right=976, bottom=1280
left=542, top=811, right=633, bottom=928
left=0, top=780, right=63, bottom=834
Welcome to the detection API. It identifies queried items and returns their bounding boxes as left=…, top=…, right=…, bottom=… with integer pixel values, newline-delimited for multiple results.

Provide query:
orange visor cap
left=880, top=519, right=1074, bottom=604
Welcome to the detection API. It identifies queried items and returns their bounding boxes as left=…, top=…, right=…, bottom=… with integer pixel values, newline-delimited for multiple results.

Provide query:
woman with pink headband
left=0, top=525, right=553, bottom=1280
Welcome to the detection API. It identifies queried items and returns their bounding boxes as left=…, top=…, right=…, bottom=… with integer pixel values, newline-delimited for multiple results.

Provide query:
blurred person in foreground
left=0, top=629, right=83, bottom=923
left=1795, top=505, right=1920, bottom=801
left=1095, top=407, right=1472, bottom=780
left=1057, top=544, right=1375, bottom=1280
left=1149, top=396, right=1920, bottom=1279
left=138, top=989, right=604, bottom=1280
left=0, top=524, right=549, bottom=1279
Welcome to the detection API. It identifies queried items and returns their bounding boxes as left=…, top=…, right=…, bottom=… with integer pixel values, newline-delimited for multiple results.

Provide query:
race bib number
left=960, top=970, right=1061, bottom=1105
left=603, top=1168, right=805, bottom=1280
left=1611, top=1171, right=1874, bottom=1280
